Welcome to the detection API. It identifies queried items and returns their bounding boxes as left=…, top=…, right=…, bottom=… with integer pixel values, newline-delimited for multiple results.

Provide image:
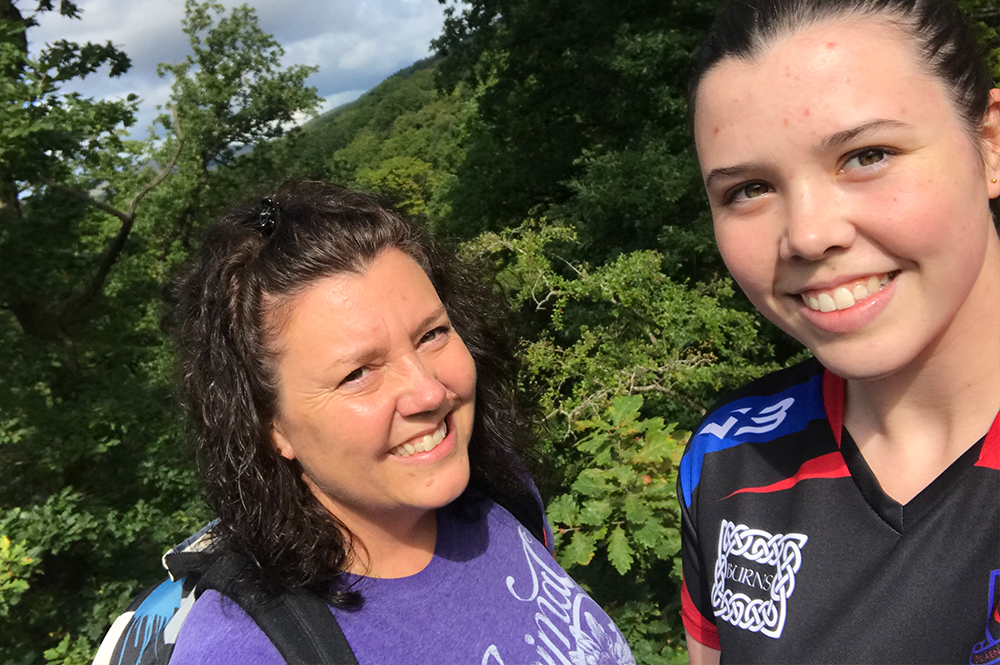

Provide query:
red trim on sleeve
left=681, top=578, right=720, bottom=650
left=975, top=410, right=1000, bottom=470
left=822, top=369, right=845, bottom=447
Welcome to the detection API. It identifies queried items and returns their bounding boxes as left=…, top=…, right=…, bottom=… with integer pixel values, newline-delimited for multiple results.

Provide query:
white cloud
left=27, top=0, right=448, bottom=138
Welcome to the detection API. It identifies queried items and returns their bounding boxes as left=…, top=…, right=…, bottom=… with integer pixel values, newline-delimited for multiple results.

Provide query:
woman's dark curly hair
left=165, top=180, right=535, bottom=605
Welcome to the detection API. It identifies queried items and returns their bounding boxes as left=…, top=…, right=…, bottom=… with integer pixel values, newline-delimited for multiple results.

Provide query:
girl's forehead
left=693, top=18, right=950, bottom=161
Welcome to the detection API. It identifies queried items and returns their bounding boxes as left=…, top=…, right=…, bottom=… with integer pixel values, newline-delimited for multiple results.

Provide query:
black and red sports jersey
left=678, top=358, right=1000, bottom=664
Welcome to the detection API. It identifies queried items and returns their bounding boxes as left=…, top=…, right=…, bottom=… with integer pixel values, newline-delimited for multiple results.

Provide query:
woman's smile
left=389, top=416, right=450, bottom=458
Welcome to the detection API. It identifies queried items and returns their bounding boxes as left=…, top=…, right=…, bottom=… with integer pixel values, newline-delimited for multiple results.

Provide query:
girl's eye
left=724, top=181, right=772, bottom=205
left=340, top=366, right=370, bottom=386
left=842, top=147, right=892, bottom=171
left=420, top=325, right=450, bottom=345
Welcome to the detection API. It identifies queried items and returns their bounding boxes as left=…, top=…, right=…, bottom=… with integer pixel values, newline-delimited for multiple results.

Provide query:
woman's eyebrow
left=820, top=118, right=912, bottom=151
left=415, top=305, right=449, bottom=336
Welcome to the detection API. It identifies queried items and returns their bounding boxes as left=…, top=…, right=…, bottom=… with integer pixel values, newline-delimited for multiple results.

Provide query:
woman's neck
left=844, top=234, right=1000, bottom=504
left=348, top=510, right=437, bottom=579
left=344, top=508, right=439, bottom=579
left=304, top=480, right=440, bottom=579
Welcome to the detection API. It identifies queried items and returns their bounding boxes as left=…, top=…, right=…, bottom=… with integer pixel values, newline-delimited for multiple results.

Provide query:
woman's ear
left=271, top=423, right=297, bottom=461
left=982, top=88, right=1000, bottom=199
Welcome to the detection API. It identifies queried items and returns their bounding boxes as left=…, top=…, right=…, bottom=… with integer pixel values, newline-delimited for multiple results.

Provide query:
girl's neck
left=843, top=234, right=1000, bottom=503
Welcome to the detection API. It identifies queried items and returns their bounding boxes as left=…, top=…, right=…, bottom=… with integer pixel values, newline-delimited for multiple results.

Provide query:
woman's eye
left=420, top=326, right=450, bottom=345
left=340, top=367, right=370, bottom=385
left=842, top=147, right=892, bottom=171
left=725, top=181, right=772, bottom=204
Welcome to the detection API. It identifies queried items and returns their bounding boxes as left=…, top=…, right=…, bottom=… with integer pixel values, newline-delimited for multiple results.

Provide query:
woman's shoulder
left=169, top=590, right=283, bottom=665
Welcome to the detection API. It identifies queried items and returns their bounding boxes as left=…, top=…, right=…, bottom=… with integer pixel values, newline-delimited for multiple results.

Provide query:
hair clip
left=257, top=197, right=280, bottom=236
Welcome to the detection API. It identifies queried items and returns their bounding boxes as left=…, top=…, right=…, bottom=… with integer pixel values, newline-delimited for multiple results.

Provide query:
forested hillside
left=1, top=0, right=997, bottom=662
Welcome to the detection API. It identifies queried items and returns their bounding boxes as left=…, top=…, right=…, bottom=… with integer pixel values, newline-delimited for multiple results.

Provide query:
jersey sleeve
left=678, top=440, right=721, bottom=650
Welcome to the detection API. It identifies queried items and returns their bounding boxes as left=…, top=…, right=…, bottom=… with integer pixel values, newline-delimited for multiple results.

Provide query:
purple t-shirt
left=170, top=499, right=635, bottom=664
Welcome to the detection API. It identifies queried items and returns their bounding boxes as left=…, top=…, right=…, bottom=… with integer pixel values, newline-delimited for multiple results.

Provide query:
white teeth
left=832, top=287, right=855, bottom=309
left=801, top=273, right=895, bottom=313
left=390, top=420, right=448, bottom=458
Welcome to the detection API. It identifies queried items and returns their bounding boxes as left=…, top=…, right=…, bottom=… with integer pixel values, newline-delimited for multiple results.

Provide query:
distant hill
left=294, top=56, right=446, bottom=170
left=288, top=54, right=470, bottom=223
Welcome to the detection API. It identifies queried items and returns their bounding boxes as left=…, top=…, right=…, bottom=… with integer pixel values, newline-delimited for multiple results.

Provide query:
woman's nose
left=395, top=355, right=448, bottom=416
left=778, top=182, right=856, bottom=261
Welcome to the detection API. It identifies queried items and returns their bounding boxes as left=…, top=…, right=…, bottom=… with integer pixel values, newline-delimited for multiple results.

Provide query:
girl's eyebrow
left=704, top=161, right=768, bottom=189
left=820, top=118, right=912, bottom=151
left=703, top=119, right=915, bottom=189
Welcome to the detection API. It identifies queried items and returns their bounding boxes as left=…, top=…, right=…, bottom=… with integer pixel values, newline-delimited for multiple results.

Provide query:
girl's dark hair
left=165, top=180, right=535, bottom=605
left=690, top=0, right=999, bottom=221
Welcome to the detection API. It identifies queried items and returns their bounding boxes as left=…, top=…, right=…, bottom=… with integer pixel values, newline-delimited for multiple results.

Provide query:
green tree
left=155, top=0, right=320, bottom=251
left=433, top=0, right=718, bottom=273
left=0, top=2, right=320, bottom=662
left=460, top=222, right=774, bottom=660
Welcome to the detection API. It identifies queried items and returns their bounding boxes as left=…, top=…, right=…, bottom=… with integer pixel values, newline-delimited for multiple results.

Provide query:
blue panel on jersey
left=680, top=373, right=826, bottom=508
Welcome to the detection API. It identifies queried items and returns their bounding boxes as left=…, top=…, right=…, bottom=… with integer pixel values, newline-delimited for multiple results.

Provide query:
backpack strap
left=196, top=549, right=358, bottom=665
left=248, top=587, right=358, bottom=665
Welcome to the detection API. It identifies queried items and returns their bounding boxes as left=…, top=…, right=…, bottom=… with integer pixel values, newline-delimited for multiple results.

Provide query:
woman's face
left=268, top=248, right=476, bottom=534
left=694, top=18, right=1000, bottom=380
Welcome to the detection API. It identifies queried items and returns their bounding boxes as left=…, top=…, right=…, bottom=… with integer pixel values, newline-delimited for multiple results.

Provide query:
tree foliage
left=432, top=0, right=719, bottom=273
left=0, top=2, right=319, bottom=662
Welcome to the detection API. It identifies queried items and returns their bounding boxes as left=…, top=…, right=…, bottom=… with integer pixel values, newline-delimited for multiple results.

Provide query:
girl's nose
left=779, top=182, right=856, bottom=261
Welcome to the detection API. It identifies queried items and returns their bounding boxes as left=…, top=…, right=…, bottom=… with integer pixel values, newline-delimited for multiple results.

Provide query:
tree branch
left=124, top=108, right=184, bottom=219
left=45, top=183, right=131, bottom=224
left=61, top=108, right=185, bottom=321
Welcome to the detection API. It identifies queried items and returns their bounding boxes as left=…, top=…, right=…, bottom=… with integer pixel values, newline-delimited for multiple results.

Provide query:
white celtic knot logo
left=711, top=520, right=808, bottom=639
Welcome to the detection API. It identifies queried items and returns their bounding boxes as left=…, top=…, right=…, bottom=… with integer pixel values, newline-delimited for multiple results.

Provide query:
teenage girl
left=679, top=0, right=1000, bottom=662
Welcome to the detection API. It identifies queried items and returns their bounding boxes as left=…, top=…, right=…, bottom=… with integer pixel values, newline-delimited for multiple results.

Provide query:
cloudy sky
left=29, top=0, right=452, bottom=135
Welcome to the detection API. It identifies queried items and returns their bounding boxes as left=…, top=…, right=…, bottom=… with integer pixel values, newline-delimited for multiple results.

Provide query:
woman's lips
left=389, top=418, right=449, bottom=458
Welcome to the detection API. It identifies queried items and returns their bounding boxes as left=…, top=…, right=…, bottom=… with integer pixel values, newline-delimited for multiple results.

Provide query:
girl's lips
left=799, top=271, right=898, bottom=312
left=795, top=272, right=898, bottom=334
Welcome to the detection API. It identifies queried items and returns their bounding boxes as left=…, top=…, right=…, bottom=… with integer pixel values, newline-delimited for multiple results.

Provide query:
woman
left=101, top=182, right=634, bottom=664
left=679, top=0, right=1000, bottom=662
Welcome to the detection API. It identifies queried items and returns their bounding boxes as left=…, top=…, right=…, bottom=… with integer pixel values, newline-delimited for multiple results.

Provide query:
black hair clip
left=257, top=197, right=280, bottom=236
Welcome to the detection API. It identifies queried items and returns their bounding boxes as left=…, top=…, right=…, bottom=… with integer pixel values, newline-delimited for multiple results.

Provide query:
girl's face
left=694, top=18, right=1000, bottom=380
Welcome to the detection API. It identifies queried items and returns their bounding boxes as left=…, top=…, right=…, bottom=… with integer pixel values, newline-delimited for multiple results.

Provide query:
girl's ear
left=271, top=423, right=297, bottom=461
left=982, top=88, right=1000, bottom=199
